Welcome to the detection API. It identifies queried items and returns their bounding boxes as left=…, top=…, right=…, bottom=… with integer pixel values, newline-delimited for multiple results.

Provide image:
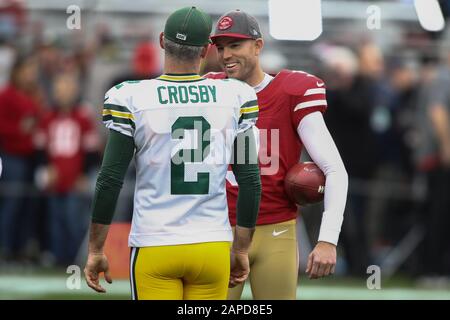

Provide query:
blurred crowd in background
left=0, top=0, right=450, bottom=282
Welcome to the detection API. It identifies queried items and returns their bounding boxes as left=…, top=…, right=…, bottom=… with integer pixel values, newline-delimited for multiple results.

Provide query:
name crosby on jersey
left=157, top=84, right=217, bottom=104
left=102, top=75, right=260, bottom=248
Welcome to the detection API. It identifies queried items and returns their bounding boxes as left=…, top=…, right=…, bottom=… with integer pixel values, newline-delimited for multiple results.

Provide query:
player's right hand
left=306, top=241, right=336, bottom=279
left=229, top=249, right=250, bottom=288
left=84, top=252, right=113, bottom=293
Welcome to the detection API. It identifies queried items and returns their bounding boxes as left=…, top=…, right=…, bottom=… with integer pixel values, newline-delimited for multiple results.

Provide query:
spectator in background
left=0, top=40, right=16, bottom=88
left=321, top=42, right=383, bottom=276
left=0, top=54, right=42, bottom=261
left=371, top=58, right=419, bottom=254
left=35, top=71, right=100, bottom=266
left=0, top=0, right=27, bottom=44
left=384, top=59, right=418, bottom=174
left=108, top=40, right=160, bottom=87
left=415, top=48, right=450, bottom=277
left=35, top=38, right=63, bottom=107
left=413, top=54, right=440, bottom=174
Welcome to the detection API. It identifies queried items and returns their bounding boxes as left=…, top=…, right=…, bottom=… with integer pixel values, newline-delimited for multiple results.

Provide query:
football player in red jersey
left=206, top=10, right=349, bottom=299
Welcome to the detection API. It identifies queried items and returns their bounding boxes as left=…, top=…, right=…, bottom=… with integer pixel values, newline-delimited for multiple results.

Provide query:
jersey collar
left=157, top=73, right=205, bottom=82
left=253, top=73, right=274, bottom=93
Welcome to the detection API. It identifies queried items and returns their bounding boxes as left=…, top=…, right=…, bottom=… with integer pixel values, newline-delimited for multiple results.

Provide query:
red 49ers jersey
left=205, top=69, right=327, bottom=225
left=37, top=106, right=99, bottom=193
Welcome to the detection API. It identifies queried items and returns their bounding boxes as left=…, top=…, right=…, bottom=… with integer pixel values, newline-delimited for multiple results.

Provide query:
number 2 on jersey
left=171, top=116, right=211, bottom=194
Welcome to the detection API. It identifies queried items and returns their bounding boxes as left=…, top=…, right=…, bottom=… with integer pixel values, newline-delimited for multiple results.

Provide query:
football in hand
left=284, top=162, right=325, bottom=206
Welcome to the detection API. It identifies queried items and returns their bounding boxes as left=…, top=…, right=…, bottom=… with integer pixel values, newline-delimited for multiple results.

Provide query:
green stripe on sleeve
left=104, top=103, right=132, bottom=113
left=238, top=111, right=259, bottom=124
left=240, top=111, right=259, bottom=120
left=240, top=100, right=258, bottom=109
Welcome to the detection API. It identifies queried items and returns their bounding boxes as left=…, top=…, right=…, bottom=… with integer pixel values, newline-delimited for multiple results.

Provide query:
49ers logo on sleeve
left=218, top=16, right=233, bottom=30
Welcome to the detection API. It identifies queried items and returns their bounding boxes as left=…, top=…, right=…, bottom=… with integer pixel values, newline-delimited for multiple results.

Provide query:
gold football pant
left=228, top=219, right=298, bottom=300
left=130, top=241, right=230, bottom=300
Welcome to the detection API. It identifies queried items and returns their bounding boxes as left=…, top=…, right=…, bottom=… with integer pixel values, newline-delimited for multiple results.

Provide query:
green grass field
left=1, top=270, right=449, bottom=300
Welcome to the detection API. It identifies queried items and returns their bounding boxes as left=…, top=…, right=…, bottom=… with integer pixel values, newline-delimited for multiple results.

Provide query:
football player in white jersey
left=84, top=7, right=262, bottom=300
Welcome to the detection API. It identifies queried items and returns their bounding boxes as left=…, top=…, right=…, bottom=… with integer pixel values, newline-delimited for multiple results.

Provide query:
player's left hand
left=306, top=241, right=336, bottom=279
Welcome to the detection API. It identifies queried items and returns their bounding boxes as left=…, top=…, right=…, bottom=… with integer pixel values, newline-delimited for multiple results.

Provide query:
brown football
left=284, top=162, right=325, bottom=206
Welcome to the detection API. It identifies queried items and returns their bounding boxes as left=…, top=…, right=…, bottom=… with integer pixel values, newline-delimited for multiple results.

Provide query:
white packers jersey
left=103, top=74, right=258, bottom=247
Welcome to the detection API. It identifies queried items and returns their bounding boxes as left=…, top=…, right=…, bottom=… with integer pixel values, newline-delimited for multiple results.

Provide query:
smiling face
left=213, top=37, right=263, bottom=83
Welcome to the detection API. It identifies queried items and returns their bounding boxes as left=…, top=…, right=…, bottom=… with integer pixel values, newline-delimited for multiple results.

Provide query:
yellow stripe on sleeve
left=102, top=109, right=135, bottom=120
left=240, top=106, right=259, bottom=115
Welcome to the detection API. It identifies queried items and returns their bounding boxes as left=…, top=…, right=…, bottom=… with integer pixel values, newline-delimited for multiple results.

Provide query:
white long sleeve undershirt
left=297, top=111, right=348, bottom=246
